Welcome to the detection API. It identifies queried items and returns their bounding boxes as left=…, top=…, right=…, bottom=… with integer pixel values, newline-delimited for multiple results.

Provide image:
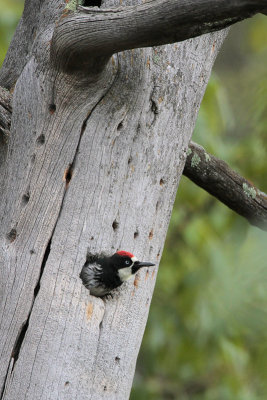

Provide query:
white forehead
left=131, top=256, right=138, bottom=262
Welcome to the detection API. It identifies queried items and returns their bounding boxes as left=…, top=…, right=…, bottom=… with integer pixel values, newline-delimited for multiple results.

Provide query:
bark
left=2, top=88, right=266, bottom=230
left=51, top=0, right=267, bottom=72
left=0, top=87, right=12, bottom=139
left=0, top=87, right=12, bottom=184
left=0, top=0, right=252, bottom=399
left=184, top=142, right=267, bottom=230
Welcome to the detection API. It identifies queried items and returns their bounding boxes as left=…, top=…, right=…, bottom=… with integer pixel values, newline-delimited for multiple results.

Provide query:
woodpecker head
left=111, top=250, right=155, bottom=282
left=80, top=250, right=155, bottom=297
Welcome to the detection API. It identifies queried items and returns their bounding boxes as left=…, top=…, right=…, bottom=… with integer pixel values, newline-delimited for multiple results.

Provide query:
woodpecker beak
left=131, top=260, right=155, bottom=274
left=135, top=261, right=155, bottom=267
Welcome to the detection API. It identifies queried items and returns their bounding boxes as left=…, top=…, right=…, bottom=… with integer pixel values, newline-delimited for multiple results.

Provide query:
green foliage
left=132, top=15, right=267, bottom=400
left=0, top=0, right=24, bottom=66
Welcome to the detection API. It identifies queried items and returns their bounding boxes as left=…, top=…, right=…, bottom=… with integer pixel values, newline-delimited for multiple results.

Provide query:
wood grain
left=184, top=141, right=267, bottom=230
left=0, top=0, right=233, bottom=398
left=51, top=0, right=267, bottom=72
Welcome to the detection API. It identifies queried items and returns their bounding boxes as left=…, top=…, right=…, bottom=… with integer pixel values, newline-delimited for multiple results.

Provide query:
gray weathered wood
left=0, top=0, right=244, bottom=398
left=51, top=0, right=267, bottom=72
left=184, top=142, right=267, bottom=230
left=0, top=87, right=12, bottom=191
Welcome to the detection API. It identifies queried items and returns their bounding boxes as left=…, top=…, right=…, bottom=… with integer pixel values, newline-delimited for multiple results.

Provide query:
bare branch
left=51, top=0, right=267, bottom=72
left=183, top=142, right=267, bottom=231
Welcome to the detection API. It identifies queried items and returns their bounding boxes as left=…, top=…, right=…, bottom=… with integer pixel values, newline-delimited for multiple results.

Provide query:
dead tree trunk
left=0, top=0, right=265, bottom=399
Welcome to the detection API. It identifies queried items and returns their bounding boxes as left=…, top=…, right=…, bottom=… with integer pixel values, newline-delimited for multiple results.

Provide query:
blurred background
left=1, top=2, right=266, bottom=399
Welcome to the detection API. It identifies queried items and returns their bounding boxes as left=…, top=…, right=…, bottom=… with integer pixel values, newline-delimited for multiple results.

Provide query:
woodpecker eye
left=125, top=260, right=130, bottom=265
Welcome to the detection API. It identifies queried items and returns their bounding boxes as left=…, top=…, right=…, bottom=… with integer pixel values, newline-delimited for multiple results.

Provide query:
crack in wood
left=0, top=358, right=14, bottom=400
left=6, top=77, right=120, bottom=381
left=88, top=308, right=106, bottom=400
left=70, top=85, right=116, bottom=172
left=64, top=164, right=73, bottom=188
left=12, top=239, right=51, bottom=367
left=1, top=69, right=117, bottom=397
left=0, top=239, right=51, bottom=398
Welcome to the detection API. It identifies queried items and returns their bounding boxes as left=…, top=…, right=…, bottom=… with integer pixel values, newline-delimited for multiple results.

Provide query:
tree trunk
left=0, top=0, right=246, bottom=398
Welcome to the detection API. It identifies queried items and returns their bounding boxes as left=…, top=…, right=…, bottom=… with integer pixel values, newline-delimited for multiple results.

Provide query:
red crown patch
left=116, top=250, right=134, bottom=258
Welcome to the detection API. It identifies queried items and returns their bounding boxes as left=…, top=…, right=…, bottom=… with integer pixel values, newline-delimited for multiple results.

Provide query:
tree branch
left=51, top=0, right=267, bottom=72
left=183, top=142, right=267, bottom=231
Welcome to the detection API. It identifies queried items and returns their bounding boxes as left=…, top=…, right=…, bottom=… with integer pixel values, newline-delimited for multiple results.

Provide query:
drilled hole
left=160, top=178, right=165, bottom=186
left=115, top=356, right=120, bottom=362
left=22, top=192, right=30, bottom=206
left=103, top=386, right=107, bottom=391
left=65, top=381, right=70, bottom=386
left=83, top=0, right=101, bottom=7
left=117, top=121, right=123, bottom=131
left=6, top=228, right=17, bottom=243
left=36, top=134, right=45, bottom=146
left=134, top=231, right=139, bottom=239
left=31, top=154, right=36, bottom=164
left=90, top=236, right=94, bottom=240
left=48, top=104, right=56, bottom=114
left=149, top=230, right=153, bottom=240
left=112, top=220, right=119, bottom=231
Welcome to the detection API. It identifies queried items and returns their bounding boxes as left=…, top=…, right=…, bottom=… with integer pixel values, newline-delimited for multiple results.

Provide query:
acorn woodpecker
left=80, top=250, right=155, bottom=297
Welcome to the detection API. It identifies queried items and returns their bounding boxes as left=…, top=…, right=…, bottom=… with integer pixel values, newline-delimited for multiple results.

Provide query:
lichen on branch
left=183, top=142, right=267, bottom=231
